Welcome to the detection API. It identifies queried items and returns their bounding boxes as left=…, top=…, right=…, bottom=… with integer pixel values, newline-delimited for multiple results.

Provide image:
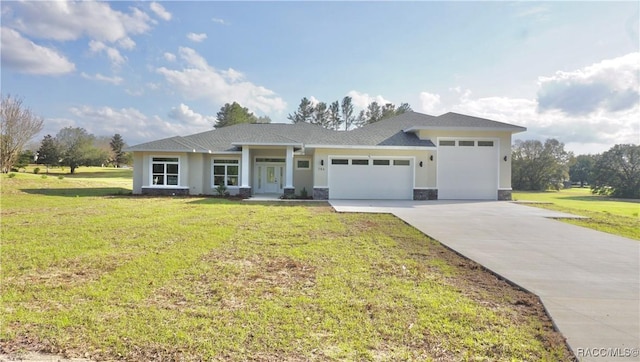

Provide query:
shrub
left=8, top=173, right=16, bottom=178
left=215, top=184, right=227, bottom=196
left=58, top=175, right=64, bottom=180
left=33, top=167, right=40, bottom=174
left=300, top=187, right=308, bottom=199
left=41, top=175, right=47, bottom=179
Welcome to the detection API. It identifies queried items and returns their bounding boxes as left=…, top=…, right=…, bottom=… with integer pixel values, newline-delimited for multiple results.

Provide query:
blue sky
left=1, top=1, right=638, bottom=154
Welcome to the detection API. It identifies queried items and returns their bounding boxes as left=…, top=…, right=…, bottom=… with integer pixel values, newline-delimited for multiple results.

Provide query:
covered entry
left=328, top=157, right=413, bottom=199
left=437, top=139, right=498, bottom=200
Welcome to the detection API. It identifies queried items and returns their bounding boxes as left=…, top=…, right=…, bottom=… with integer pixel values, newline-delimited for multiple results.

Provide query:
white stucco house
left=125, top=111, right=526, bottom=200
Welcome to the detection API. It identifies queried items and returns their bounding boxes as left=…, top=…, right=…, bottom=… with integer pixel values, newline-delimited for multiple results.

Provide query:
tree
left=110, top=133, right=127, bottom=167
left=381, top=103, right=397, bottom=120
left=36, top=134, right=61, bottom=172
left=311, top=102, right=329, bottom=128
left=341, top=96, right=355, bottom=130
left=215, top=102, right=258, bottom=128
left=327, top=101, right=342, bottom=131
left=591, top=144, right=640, bottom=199
left=287, top=97, right=314, bottom=124
left=396, top=103, right=412, bottom=114
left=256, top=115, right=272, bottom=124
left=0, top=94, right=44, bottom=173
left=569, top=154, right=596, bottom=187
left=56, top=127, right=95, bottom=174
left=362, top=101, right=383, bottom=125
left=512, top=138, right=571, bottom=191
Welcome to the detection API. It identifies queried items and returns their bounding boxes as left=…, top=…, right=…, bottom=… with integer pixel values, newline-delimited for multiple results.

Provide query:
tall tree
left=363, top=101, right=383, bottom=125
left=569, top=154, right=596, bottom=187
left=256, top=115, right=272, bottom=124
left=0, top=94, right=44, bottom=173
left=287, top=97, right=314, bottom=124
left=110, top=133, right=127, bottom=167
left=591, top=144, right=640, bottom=199
left=396, top=103, right=412, bottom=114
left=56, top=127, right=95, bottom=174
left=381, top=103, right=397, bottom=120
left=311, top=102, right=329, bottom=128
left=341, top=96, right=355, bottom=130
left=328, top=101, right=342, bottom=130
left=512, top=138, right=571, bottom=190
left=36, top=134, right=61, bottom=172
left=215, top=102, right=258, bottom=128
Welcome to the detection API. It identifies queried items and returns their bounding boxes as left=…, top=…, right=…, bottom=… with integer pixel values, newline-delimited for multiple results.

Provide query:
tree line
left=512, top=139, right=639, bottom=199
left=213, top=96, right=412, bottom=130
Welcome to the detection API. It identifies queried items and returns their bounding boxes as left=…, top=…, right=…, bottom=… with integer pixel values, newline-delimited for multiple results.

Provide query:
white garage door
left=437, top=139, right=498, bottom=200
left=329, top=158, right=413, bottom=199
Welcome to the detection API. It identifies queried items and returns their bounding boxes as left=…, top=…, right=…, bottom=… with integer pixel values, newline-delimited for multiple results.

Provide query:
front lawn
left=513, top=188, right=639, bottom=240
left=1, top=171, right=572, bottom=361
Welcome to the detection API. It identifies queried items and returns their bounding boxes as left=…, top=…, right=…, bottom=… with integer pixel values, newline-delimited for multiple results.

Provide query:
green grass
left=1, top=169, right=571, bottom=361
left=513, top=188, right=640, bottom=240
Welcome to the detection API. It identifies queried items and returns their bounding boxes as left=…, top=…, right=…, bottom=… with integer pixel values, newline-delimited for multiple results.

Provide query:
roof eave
left=403, top=126, right=527, bottom=133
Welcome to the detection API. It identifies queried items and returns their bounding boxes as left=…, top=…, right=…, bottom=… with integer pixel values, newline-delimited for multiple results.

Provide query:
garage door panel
left=438, top=140, right=498, bottom=200
left=329, top=159, right=413, bottom=200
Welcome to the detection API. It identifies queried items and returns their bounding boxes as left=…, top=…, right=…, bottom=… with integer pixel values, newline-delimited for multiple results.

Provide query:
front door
left=255, top=163, right=284, bottom=193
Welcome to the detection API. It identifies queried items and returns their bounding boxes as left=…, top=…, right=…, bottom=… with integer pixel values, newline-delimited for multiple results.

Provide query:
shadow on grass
left=20, top=188, right=132, bottom=197
left=187, top=197, right=330, bottom=207
left=557, top=195, right=640, bottom=204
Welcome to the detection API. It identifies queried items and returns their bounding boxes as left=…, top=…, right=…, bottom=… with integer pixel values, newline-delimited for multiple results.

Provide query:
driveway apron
left=330, top=200, right=640, bottom=362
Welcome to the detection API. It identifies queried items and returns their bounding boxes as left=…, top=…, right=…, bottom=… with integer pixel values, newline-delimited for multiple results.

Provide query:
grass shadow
left=20, top=188, right=132, bottom=197
left=557, top=195, right=640, bottom=204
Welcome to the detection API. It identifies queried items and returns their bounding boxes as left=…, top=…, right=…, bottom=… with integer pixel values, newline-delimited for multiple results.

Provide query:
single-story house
left=125, top=111, right=526, bottom=200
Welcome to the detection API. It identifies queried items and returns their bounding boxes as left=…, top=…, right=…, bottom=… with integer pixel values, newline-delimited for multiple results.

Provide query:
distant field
left=513, top=188, right=639, bottom=240
left=1, top=169, right=572, bottom=361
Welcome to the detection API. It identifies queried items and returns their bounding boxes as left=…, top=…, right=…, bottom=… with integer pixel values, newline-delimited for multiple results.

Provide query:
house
left=125, top=111, right=526, bottom=200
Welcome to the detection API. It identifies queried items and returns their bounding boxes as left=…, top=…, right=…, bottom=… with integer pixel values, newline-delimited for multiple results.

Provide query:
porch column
left=285, top=146, right=294, bottom=189
left=241, top=146, right=250, bottom=187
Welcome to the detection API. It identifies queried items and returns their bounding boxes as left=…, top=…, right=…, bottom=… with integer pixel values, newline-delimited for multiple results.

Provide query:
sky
left=1, top=1, right=639, bottom=155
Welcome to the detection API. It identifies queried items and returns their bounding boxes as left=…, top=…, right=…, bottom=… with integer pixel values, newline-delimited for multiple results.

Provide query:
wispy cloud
left=186, top=32, right=207, bottom=43
left=150, top=2, right=172, bottom=21
left=81, top=72, right=124, bottom=85
left=212, top=17, right=228, bottom=25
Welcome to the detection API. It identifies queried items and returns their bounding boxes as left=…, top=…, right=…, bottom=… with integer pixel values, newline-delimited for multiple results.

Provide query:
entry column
left=239, top=146, right=251, bottom=198
left=284, top=146, right=295, bottom=197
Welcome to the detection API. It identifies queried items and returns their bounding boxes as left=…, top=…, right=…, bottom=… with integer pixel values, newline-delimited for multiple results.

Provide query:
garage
left=437, top=139, right=498, bottom=200
left=329, top=157, right=413, bottom=199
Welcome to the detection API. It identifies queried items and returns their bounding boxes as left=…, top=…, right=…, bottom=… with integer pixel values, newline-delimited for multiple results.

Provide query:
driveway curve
left=330, top=200, right=640, bottom=362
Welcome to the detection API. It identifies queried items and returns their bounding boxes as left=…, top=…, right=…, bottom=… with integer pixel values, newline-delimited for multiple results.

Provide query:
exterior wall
left=134, top=151, right=190, bottom=195
left=187, top=153, right=204, bottom=195
left=417, top=129, right=513, bottom=190
left=132, top=152, right=144, bottom=194
left=312, top=148, right=430, bottom=189
left=293, top=155, right=313, bottom=196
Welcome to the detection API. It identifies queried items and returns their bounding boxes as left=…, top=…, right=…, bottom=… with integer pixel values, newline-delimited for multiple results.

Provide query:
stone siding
left=313, top=187, right=329, bottom=200
left=141, top=187, right=189, bottom=196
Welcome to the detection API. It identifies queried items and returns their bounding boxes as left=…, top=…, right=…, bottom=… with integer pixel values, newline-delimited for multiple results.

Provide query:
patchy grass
left=513, top=188, right=639, bottom=241
left=1, top=171, right=573, bottom=361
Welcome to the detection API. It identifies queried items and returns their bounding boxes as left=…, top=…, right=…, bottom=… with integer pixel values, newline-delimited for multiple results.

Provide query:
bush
left=41, top=175, right=47, bottom=179
left=300, top=187, right=308, bottom=199
left=58, top=175, right=64, bottom=180
left=215, top=184, right=228, bottom=196
left=8, top=173, right=16, bottom=178
left=33, top=167, right=40, bottom=174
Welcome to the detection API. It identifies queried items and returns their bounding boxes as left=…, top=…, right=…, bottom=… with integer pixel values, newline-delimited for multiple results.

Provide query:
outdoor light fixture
left=503, top=156, right=508, bottom=162
left=320, top=159, right=324, bottom=166
left=419, top=161, right=423, bottom=167
left=429, top=155, right=434, bottom=161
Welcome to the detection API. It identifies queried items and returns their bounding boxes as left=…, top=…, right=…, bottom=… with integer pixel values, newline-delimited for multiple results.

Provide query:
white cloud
left=81, top=72, right=123, bottom=85
left=149, top=2, right=172, bottom=21
left=67, top=105, right=209, bottom=144
left=89, top=40, right=126, bottom=67
left=4, top=1, right=152, bottom=44
left=163, top=52, right=177, bottom=62
left=212, top=17, right=228, bottom=25
left=155, top=47, right=287, bottom=115
left=168, top=104, right=216, bottom=127
left=186, top=32, right=207, bottom=43
left=346, top=90, right=391, bottom=109
left=308, top=96, right=320, bottom=107
left=0, top=27, right=75, bottom=75
left=537, top=52, right=640, bottom=115
left=418, top=92, right=442, bottom=114
left=117, top=37, right=136, bottom=50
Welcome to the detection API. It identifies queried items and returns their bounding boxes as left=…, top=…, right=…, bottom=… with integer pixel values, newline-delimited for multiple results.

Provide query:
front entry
left=254, top=163, right=285, bottom=193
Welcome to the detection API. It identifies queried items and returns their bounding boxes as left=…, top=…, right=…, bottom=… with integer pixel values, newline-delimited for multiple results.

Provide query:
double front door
left=255, top=163, right=284, bottom=193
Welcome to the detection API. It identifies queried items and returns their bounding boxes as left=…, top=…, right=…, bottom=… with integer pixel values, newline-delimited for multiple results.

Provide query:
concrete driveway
left=330, top=200, right=640, bottom=361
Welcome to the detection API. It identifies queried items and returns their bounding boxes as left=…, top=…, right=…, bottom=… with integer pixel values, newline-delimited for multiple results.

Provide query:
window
left=459, top=140, right=475, bottom=146
left=152, top=157, right=179, bottom=186
left=296, top=159, right=310, bottom=169
left=393, top=160, right=410, bottom=166
left=351, top=159, right=369, bottom=165
left=478, top=141, right=494, bottom=147
left=332, top=159, right=348, bottom=165
left=373, top=159, right=390, bottom=166
left=256, top=158, right=285, bottom=163
left=439, top=140, right=455, bottom=146
left=213, top=159, right=239, bottom=187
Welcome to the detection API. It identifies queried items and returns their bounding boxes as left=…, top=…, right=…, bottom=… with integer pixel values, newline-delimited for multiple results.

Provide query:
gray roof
left=126, top=111, right=526, bottom=152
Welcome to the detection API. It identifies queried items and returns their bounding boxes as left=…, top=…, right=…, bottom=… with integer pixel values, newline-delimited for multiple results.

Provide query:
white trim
left=231, top=142, right=303, bottom=147
left=148, top=155, right=182, bottom=188
left=306, top=144, right=435, bottom=150
left=404, top=126, right=526, bottom=133
left=295, top=158, right=312, bottom=170
left=211, top=157, right=242, bottom=188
